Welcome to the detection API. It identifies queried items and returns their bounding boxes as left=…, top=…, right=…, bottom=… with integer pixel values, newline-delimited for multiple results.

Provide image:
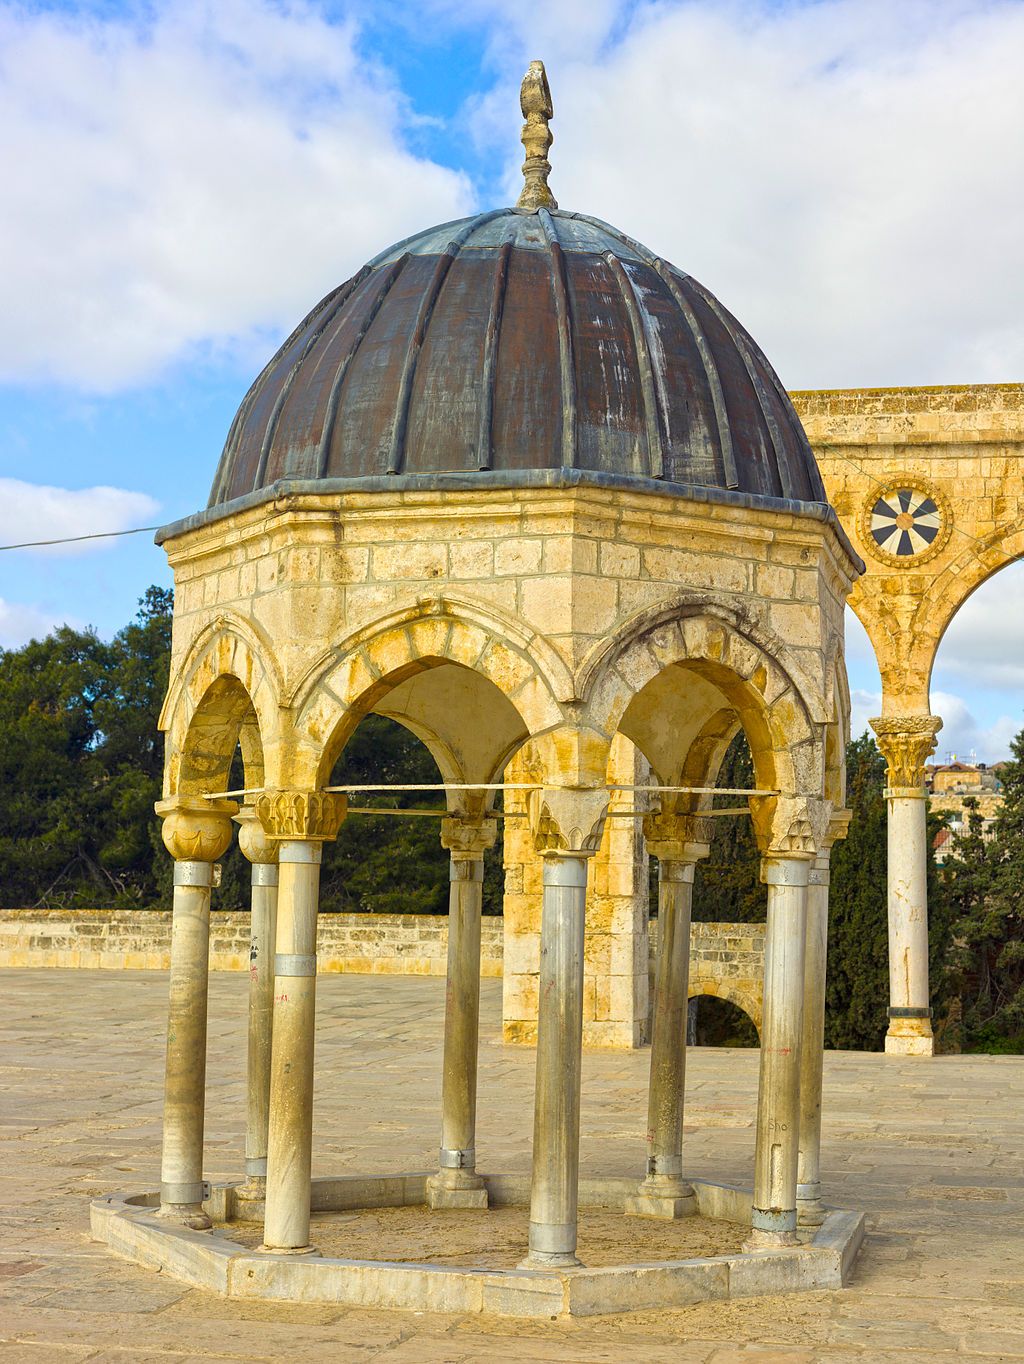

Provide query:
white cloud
left=0, top=1, right=472, bottom=390
left=0, top=597, right=71, bottom=648
left=932, top=560, right=1024, bottom=691
left=849, top=687, right=881, bottom=743
left=847, top=686, right=1017, bottom=764
left=0, top=479, right=159, bottom=554
left=931, top=691, right=1019, bottom=765
left=464, top=0, right=1024, bottom=388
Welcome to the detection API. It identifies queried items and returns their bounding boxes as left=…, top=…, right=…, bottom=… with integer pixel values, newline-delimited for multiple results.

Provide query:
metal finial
left=516, top=60, right=557, bottom=212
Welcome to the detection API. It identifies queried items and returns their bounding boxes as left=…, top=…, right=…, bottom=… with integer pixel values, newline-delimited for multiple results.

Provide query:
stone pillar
left=521, top=788, right=609, bottom=1269
left=154, top=795, right=238, bottom=1229
left=254, top=790, right=347, bottom=1254
left=501, top=736, right=650, bottom=1050
left=796, top=812, right=851, bottom=1226
left=746, top=852, right=811, bottom=1250
left=871, top=716, right=942, bottom=1057
left=626, top=812, right=710, bottom=1220
left=234, top=806, right=280, bottom=1201
left=427, top=812, right=498, bottom=1211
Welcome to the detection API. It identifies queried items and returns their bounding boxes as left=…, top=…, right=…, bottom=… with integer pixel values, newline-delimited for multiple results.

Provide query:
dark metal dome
left=209, top=207, right=826, bottom=508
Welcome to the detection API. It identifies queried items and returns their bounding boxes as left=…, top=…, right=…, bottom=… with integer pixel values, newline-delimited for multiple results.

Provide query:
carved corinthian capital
left=749, top=794, right=832, bottom=858
left=440, top=814, right=499, bottom=861
left=870, top=715, right=942, bottom=790
left=254, top=790, right=348, bottom=842
left=156, top=796, right=238, bottom=863
left=641, top=809, right=713, bottom=863
left=528, top=787, right=609, bottom=856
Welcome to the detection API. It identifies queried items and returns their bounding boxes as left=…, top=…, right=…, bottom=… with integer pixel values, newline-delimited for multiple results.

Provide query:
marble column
left=154, top=795, right=238, bottom=1228
left=626, top=812, right=710, bottom=1220
left=796, top=812, right=850, bottom=1226
left=520, top=787, right=608, bottom=1269
left=427, top=813, right=498, bottom=1211
left=871, top=716, right=942, bottom=1057
left=745, top=852, right=811, bottom=1250
left=234, top=806, right=280, bottom=1202
left=254, top=790, right=347, bottom=1254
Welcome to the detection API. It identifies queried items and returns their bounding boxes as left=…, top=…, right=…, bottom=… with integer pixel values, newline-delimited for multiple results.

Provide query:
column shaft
left=627, top=859, right=696, bottom=1217
left=522, top=854, right=588, bottom=1267
left=244, top=863, right=279, bottom=1188
left=159, top=860, right=214, bottom=1228
left=797, top=853, right=829, bottom=1224
left=428, top=854, right=487, bottom=1209
left=261, top=842, right=322, bottom=1252
left=748, top=857, right=809, bottom=1246
left=885, top=791, right=934, bottom=1055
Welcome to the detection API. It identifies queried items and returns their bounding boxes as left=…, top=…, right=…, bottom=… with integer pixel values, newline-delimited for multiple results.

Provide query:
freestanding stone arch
left=795, top=383, right=1024, bottom=1054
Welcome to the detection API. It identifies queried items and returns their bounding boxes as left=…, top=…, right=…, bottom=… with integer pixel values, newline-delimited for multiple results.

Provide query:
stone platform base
left=885, top=1032, right=935, bottom=1057
left=91, top=1173, right=864, bottom=1319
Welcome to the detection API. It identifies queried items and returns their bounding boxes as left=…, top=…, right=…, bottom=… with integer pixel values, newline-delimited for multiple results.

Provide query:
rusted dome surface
left=209, top=208, right=826, bottom=508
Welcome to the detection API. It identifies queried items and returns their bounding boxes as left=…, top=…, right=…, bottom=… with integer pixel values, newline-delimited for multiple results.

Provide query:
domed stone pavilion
left=95, top=64, right=865, bottom=1314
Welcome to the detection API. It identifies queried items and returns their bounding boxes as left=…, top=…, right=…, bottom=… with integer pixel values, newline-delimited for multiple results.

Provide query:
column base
left=236, top=1175, right=267, bottom=1202
left=425, top=1171, right=489, bottom=1210
left=885, top=1030, right=935, bottom=1057
left=796, top=1191, right=827, bottom=1227
left=154, top=1203, right=212, bottom=1232
left=624, top=1176, right=697, bottom=1220
left=741, top=1227, right=801, bottom=1251
left=255, top=1244, right=322, bottom=1256
left=517, top=1250, right=582, bottom=1270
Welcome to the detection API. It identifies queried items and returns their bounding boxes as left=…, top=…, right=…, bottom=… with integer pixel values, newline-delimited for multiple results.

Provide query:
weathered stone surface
left=2, top=970, right=1022, bottom=1358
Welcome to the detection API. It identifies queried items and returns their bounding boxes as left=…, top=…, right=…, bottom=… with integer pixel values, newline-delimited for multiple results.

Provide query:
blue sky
left=1, top=0, right=1023, bottom=760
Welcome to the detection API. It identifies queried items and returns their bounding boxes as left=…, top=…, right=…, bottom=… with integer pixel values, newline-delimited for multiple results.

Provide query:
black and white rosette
left=861, top=483, right=950, bottom=566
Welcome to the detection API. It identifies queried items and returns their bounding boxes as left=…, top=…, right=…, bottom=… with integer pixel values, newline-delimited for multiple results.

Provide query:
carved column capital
left=641, top=809, right=712, bottom=864
left=440, top=814, right=499, bottom=862
left=870, top=715, right=942, bottom=791
left=234, top=805, right=280, bottom=865
left=528, top=787, right=609, bottom=857
left=156, top=795, right=238, bottom=863
left=254, top=790, right=348, bottom=842
left=749, top=794, right=832, bottom=859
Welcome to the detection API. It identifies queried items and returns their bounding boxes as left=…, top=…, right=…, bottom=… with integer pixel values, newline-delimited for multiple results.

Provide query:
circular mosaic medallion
left=861, top=482, right=951, bottom=566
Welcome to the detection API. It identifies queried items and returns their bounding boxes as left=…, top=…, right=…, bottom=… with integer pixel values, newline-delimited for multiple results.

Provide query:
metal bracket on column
left=172, top=861, right=214, bottom=888
left=245, top=1158, right=268, bottom=1178
left=439, top=1146, right=475, bottom=1169
left=751, top=1206, right=796, bottom=1233
left=161, top=1179, right=211, bottom=1205
left=274, top=953, right=317, bottom=977
left=887, top=1006, right=933, bottom=1019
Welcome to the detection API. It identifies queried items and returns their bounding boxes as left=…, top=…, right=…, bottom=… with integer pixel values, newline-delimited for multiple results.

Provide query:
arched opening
left=688, top=992, right=759, bottom=1048
left=315, top=714, right=505, bottom=916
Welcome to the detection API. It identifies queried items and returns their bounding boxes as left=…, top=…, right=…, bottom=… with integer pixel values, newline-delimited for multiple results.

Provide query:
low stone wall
left=0, top=909, right=505, bottom=978
left=0, top=911, right=765, bottom=1029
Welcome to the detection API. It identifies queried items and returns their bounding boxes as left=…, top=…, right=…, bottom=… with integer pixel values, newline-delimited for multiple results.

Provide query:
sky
left=1, top=0, right=1023, bottom=761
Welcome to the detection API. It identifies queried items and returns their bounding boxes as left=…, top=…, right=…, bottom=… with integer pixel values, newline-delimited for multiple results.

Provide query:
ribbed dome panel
left=209, top=209, right=826, bottom=508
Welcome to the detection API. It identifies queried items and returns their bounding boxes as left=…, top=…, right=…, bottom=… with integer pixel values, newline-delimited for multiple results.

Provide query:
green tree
left=943, top=737, right=1024, bottom=1052
left=825, top=734, right=889, bottom=1049
left=692, top=731, right=764, bottom=924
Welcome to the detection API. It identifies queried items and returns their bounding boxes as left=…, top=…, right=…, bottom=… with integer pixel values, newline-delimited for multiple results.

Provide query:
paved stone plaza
left=2, top=970, right=1023, bottom=1362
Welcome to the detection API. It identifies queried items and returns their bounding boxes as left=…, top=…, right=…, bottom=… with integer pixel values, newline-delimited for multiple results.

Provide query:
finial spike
left=516, top=60, right=557, bottom=212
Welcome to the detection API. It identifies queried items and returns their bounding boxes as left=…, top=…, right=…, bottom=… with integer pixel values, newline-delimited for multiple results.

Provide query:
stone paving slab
left=1, top=969, right=1023, bottom=1361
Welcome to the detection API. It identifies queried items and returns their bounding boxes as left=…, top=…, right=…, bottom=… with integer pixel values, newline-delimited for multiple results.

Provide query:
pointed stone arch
left=161, top=615, right=280, bottom=796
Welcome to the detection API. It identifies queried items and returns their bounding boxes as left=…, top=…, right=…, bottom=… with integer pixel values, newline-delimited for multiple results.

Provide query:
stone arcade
left=92, top=65, right=865, bottom=1314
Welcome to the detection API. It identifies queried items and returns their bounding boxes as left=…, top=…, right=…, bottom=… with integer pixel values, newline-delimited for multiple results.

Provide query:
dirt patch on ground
left=221, top=1205, right=745, bottom=1269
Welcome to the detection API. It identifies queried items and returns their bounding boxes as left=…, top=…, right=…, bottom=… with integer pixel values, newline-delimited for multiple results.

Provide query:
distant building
left=927, top=759, right=1005, bottom=862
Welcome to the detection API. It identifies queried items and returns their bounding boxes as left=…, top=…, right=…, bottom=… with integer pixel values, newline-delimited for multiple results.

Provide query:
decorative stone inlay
left=254, top=790, right=348, bottom=842
left=870, top=715, right=943, bottom=789
left=528, top=788, right=609, bottom=856
left=859, top=480, right=952, bottom=567
left=156, top=796, right=238, bottom=863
